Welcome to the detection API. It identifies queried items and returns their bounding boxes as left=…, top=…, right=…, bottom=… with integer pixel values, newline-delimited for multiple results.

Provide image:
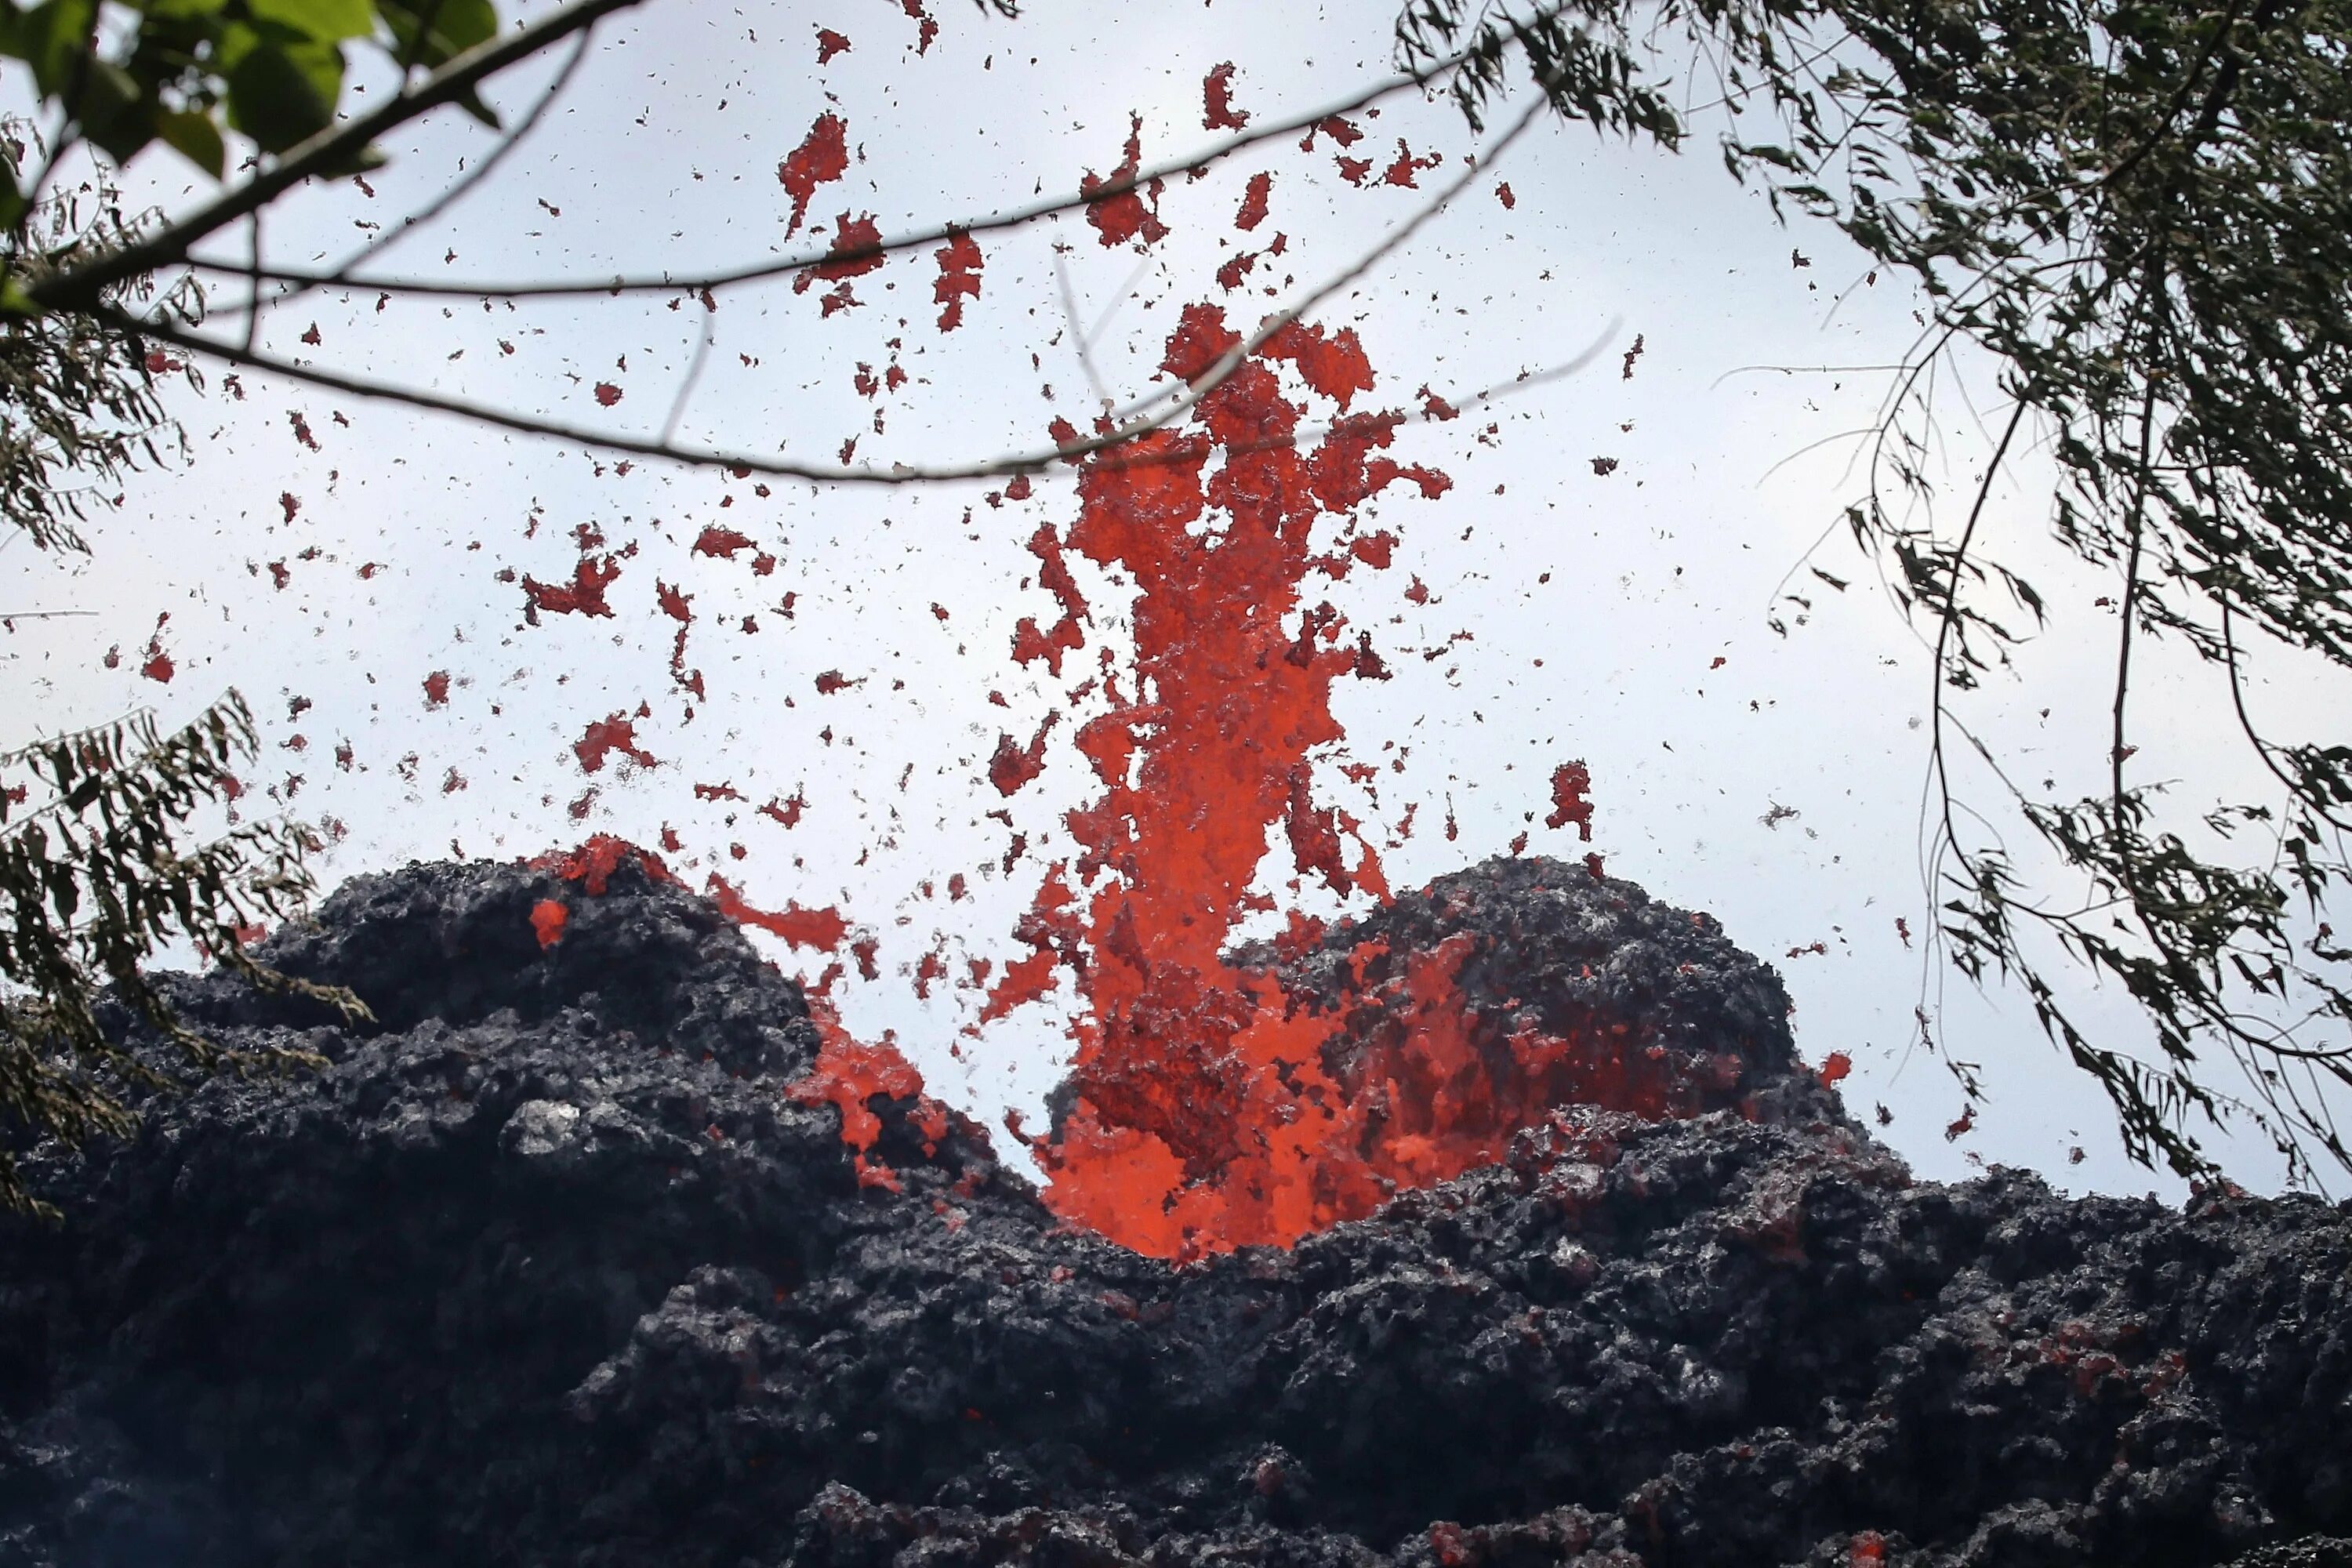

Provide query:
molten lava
left=945, top=302, right=1737, bottom=1261
left=542, top=192, right=1754, bottom=1261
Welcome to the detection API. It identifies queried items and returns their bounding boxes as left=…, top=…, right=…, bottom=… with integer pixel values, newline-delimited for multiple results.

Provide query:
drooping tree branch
left=25, top=0, right=649, bottom=314
left=179, top=23, right=1544, bottom=318
left=102, top=88, right=1571, bottom=488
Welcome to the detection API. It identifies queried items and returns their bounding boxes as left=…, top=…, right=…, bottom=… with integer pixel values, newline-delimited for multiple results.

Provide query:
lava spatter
left=977, top=301, right=1599, bottom=1259
left=548, top=243, right=1686, bottom=1260
left=778, top=112, right=849, bottom=238
left=933, top=230, right=983, bottom=331
left=533, top=834, right=945, bottom=1194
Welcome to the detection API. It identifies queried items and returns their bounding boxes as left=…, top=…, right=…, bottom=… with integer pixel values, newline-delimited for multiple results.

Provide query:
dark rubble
left=2, top=855, right=2349, bottom=1568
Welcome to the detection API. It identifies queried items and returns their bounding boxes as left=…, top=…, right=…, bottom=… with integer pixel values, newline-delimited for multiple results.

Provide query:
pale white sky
left=7, top=0, right=2338, bottom=1198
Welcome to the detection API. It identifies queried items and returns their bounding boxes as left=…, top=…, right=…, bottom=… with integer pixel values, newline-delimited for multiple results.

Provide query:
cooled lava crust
left=2, top=855, right=2349, bottom=1568
left=1225, top=856, right=1852, bottom=1138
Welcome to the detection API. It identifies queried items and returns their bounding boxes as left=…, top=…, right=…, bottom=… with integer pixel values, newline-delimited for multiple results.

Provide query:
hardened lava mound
left=3, top=855, right=2350, bottom=1568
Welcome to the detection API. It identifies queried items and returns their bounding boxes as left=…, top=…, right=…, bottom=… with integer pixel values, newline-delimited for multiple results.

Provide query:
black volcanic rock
left=1240, top=857, right=1854, bottom=1132
left=2, top=854, right=2349, bottom=1568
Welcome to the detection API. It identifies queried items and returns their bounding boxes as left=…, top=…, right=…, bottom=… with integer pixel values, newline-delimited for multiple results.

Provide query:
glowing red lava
left=778, top=113, right=849, bottom=238
left=529, top=898, right=569, bottom=948
left=949, top=300, right=1669, bottom=1261
left=543, top=180, right=1743, bottom=1261
left=555, top=290, right=1733, bottom=1261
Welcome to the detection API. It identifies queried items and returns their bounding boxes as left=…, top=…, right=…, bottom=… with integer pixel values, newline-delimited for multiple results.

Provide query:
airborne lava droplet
left=1080, top=114, right=1168, bottom=249
left=593, top=383, right=622, bottom=408
left=692, top=526, right=758, bottom=560
left=1233, top=171, right=1272, bottom=232
left=1381, top=140, right=1443, bottom=188
left=1202, top=62, right=1249, bottom=130
left=1544, top=762, right=1594, bottom=840
left=814, top=26, right=850, bottom=63
left=423, top=671, right=451, bottom=708
left=776, top=111, right=850, bottom=238
left=933, top=230, right=983, bottom=332
left=793, top=212, right=885, bottom=311
left=1010, top=524, right=1087, bottom=674
left=706, top=875, right=851, bottom=950
left=889, top=0, right=938, bottom=54
left=573, top=713, right=659, bottom=775
left=521, top=554, right=622, bottom=621
left=1299, top=114, right=1362, bottom=151
left=988, top=715, right=1058, bottom=796
left=1621, top=332, right=1647, bottom=380
left=136, top=615, right=176, bottom=684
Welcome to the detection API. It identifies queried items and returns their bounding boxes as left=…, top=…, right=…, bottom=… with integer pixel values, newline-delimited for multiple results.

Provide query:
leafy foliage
left=1403, top=0, right=2352, bottom=1181
left=0, top=0, right=503, bottom=230
left=1, top=695, right=366, bottom=1215
left=0, top=123, right=193, bottom=554
left=0, top=135, right=361, bottom=1214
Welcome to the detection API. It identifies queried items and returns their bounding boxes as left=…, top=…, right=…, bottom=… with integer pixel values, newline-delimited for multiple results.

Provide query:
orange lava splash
left=532, top=834, right=953, bottom=1195
left=531, top=170, right=1768, bottom=1257
left=956, top=302, right=1679, bottom=1261
left=534, top=281, right=1749, bottom=1261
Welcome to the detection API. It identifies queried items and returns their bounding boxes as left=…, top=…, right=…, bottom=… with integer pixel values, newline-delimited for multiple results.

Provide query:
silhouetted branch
left=106, top=89, right=1559, bottom=488
left=28, top=0, right=648, bottom=313
left=181, top=20, right=1548, bottom=314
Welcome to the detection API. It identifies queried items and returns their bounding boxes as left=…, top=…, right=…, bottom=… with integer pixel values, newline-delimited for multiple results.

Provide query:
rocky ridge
left=1, top=853, right=2348, bottom=1568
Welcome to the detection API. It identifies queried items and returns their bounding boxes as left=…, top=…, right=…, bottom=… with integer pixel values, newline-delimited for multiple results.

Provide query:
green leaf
left=154, top=107, right=226, bottom=177
left=380, top=0, right=495, bottom=70
left=224, top=36, right=343, bottom=154
left=249, top=0, right=374, bottom=45
left=11, top=0, right=96, bottom=99
left=455, top=82, right=499, bottom=129
left=422, top=0, right=495, bottom=56
left=76, top=58, right=154, bottom=162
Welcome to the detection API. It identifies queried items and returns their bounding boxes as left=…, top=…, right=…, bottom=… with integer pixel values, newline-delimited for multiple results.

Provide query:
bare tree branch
left=106, top=89, right=1555, bottom=488
left=28, top=0, right=648, bottom=314
left=288, top=22, right=601, bottom=310
left=181, top=27, right=1535, bottom=313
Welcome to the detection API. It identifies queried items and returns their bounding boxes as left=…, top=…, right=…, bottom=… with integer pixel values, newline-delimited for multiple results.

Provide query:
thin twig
left=659, top=296, right=717, bottom=447
left=28, top=0, right=648, bottom=312
left=280, top=23, right=598, bottom=314
left=1053, top=245, right=1115, bottom=412
left=177, top=34, right=1516, bottom=310
left=111, top=88, right=1554, bottom=489
left=241, top=210, right=263, bottom=357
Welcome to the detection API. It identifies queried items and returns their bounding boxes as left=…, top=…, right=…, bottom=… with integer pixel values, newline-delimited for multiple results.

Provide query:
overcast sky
left=7, top=0, right=2336, bottom=1200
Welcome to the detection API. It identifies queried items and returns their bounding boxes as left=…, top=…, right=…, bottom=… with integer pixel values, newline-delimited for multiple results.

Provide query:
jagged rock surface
left=1, top=855, right=2347, bottom=1568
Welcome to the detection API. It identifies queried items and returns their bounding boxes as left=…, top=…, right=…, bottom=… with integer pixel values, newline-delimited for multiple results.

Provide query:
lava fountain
left=963, top=304, right=1761, bottom=1259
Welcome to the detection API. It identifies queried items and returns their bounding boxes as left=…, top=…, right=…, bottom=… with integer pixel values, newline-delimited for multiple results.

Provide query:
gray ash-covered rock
left=2, top=853, right=2348, bottom=1568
